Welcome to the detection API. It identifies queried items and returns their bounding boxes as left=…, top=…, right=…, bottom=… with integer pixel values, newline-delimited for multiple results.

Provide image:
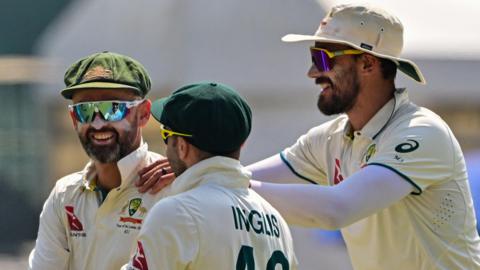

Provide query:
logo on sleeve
left=395, top=139, right=419, bottom=153
left=132, top=241, right=149, bottom=270
left=65, top=206, right=86, bottom=237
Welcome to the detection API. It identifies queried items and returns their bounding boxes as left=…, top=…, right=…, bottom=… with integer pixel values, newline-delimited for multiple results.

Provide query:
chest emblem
left=363, top=143, right=377, bottom=163
left=65, top=205, right=84, bottom=231
left=118, top=198, right=147, bottom=233
left=333, top=158, right=344, bottom=185
left=65, top=205, right=87, bottom=237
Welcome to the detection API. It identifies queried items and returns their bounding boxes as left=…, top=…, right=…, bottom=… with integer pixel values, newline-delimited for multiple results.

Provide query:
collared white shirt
left=123, top=156, right=298, bottom=270
left=282, top=89, right=480, bottom=270
left=29, top=143, right=169, bottom=270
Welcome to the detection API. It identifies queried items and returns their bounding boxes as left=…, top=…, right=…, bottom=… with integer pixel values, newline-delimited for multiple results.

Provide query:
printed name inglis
left=231, top=206, right=280, bottom=238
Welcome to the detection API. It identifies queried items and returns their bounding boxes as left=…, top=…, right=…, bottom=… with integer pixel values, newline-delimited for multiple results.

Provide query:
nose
left=307, top=64, right=322, bottom=78
left=90, top=113, right=108, bottom=129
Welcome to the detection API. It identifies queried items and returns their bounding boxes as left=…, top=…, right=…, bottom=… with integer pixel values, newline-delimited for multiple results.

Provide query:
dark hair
left=379, top=58, right=397, bottom=81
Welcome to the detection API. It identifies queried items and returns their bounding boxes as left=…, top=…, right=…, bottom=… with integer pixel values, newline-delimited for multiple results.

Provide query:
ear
left=137, top=99, right=151, bottom=127
left=176, top=137, right=190, bottom=161
left=358, top=54, right=378, bottom=75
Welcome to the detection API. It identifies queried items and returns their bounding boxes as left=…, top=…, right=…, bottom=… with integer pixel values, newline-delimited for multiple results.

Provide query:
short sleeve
left=367, top=118, right=456, bottom=194
left=125, top=197, right=198, bottom=270
left=29, top=187, right=70, bottom=270
left=282, top=125, right=328, bottom=185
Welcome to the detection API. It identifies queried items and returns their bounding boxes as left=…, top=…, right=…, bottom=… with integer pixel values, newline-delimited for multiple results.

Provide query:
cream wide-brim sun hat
left=282, top=3, right=426, bottom=84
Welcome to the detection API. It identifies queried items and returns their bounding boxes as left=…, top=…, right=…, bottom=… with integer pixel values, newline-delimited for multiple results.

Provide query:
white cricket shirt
left=29, top=143, right=169, bottom=270
left=282, top=89, right=480, bottom=270
left=123, top=156, right=298, bottom=270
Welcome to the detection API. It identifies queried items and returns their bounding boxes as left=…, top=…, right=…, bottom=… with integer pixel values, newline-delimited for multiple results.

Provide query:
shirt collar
left=169, top=156, right=251, bottom=196
left=343, top=88, right=409, bottom=140
left=82, top=142, right=149, bottom=191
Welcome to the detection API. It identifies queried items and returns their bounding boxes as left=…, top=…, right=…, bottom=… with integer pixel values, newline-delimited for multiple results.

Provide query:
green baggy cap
left=61, top=51, right=151, bottom=99
left=151, top=81, right=252, bottom=155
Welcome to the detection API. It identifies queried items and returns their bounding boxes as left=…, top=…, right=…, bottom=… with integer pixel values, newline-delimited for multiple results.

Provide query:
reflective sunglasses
left=160, top=125, right=193, bottom=144
left=310, top=47, right=363, bottom=72
left=69, top=99, right=145, bottom=123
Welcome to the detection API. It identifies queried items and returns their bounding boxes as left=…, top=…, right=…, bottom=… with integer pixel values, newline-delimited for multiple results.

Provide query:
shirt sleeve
left=281, top=125, right=328, bottom=185
left=125, top=197, right=198, bottom=270
left=367, top=118, right=456, bottom=194
left=28, top=187, right=69, bottom=270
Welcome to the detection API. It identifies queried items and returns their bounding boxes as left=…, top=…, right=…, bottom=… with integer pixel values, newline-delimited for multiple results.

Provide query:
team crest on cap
left=81, top=66, right=113, bottom=82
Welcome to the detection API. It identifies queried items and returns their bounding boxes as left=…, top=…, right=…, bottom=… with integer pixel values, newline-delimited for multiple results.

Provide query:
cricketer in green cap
left=151, top=81, right=252, bottom=175
left=61, top=51, right=151, bottom=99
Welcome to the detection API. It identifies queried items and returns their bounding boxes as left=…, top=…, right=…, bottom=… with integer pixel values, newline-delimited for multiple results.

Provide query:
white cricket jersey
left=29, top=143, right=169, bottom=270
left=123, top=156, right=297, bottom=270
left=282, top=89, right=480, bottom=270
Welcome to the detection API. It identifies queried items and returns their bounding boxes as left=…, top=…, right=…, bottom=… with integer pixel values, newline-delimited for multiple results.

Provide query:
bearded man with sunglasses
left=245, top=3, right=480, bottom=270
left=29, top=52, right=173, bottom=270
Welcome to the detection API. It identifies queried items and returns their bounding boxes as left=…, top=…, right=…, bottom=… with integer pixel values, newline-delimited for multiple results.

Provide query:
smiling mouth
left=90, top=131, right=116, bottom=144
left=318, top=82, right=331, bottom=93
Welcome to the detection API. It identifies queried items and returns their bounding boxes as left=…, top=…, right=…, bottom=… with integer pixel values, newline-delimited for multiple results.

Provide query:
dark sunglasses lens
left=73, top=104, right=94, bottom=123
left=98, top=102, right=127, bottom=122
left=310, top=49, right=331, bottom=72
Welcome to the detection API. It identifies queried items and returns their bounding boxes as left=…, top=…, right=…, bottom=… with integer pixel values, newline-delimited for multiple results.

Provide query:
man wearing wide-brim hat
left=247, top=3, right=480, bottom=269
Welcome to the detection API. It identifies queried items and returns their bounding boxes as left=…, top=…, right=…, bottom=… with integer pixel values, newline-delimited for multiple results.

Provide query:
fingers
left=149, top=173, right=176, bottom=194
left=136, top=158, right=169, bottom=187
left=137, top=166, right=173, bottom=193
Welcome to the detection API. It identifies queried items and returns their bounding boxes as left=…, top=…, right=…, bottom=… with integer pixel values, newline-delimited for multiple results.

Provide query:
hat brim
left=61, top=82, right=143, bottom=99
left=150, top=98, right=169, bottom=124
left=282, top=34, right=426, bottom=84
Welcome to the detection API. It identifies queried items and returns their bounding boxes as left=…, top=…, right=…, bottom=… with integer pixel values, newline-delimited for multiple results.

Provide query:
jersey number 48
left=236, top=245, right=289, bottom=270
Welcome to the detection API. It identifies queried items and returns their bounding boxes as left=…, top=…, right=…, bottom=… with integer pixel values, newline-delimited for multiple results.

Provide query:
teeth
left=318, top=83, right=330, bottom=93
left=92, top=132, right=114, bottom=140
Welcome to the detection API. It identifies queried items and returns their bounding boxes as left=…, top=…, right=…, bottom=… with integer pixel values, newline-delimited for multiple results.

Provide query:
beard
left=78, top=118, right=139, bottom=163
left=316, top=65, right=360, bottom=115
left=167, top=137, right=188, bottom=177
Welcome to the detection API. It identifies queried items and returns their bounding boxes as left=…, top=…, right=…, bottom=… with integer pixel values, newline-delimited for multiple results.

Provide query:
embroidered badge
left=118, top=198, right=147, bottom=233
left=81, top=66, right=113, bottom=82
left=364, top=144, right=377, bottom=163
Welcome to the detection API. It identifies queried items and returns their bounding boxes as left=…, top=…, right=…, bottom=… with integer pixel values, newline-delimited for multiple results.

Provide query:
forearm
left=251, top=165, right=413, bottom=229
left=247, top=154, right=306, bottom=184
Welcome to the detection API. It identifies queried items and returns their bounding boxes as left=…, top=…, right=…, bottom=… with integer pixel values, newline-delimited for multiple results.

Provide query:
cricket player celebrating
left=246, top=3, right=480, bottom=270
left=29, top=52, right=172, bottom=270
left=123, top=82, right=297, bottom=270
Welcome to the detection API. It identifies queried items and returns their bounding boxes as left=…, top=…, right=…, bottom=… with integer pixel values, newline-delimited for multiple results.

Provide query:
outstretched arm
left=251, top=165, right=414, bottom=229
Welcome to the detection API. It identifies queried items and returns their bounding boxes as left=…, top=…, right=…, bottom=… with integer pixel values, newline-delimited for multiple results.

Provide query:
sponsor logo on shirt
left=65, top=205, right=86, bottom=237
left=395, top=139, right=419, bottom=153
left=131, top=240, right=149, bottom=270
left=117, top=198, right=147, bottom=233
left=333, top=158, right=344, bottom=185
left=231, top=206, right=280, bottom=238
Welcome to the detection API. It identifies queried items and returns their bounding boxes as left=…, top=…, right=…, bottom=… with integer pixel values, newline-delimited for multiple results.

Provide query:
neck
left=347, top=81, right=395, bottom=131
left=94, top=161, right=121, bottom=191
